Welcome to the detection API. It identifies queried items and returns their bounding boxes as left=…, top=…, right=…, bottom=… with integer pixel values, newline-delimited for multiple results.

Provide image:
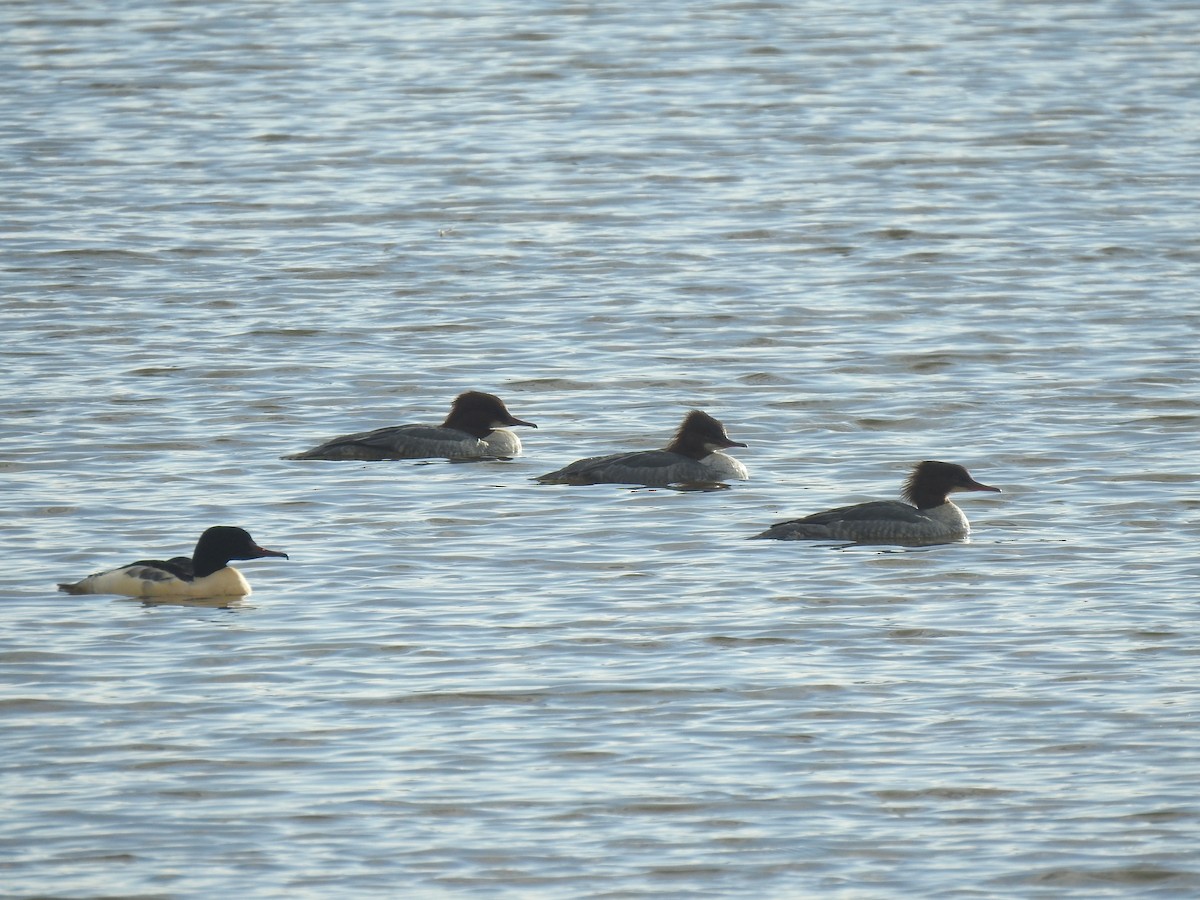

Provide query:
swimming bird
left=57, top=526, right=289, bottom=598
left=537, top=410, right=748, bottom=486
left=754, top=460, right=1000, bottom=545
left=284, top=390, right=536, bottom=460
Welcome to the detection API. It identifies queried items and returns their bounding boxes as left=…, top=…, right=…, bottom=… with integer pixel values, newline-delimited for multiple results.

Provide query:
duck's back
left=286, top=424, right=494, bottom=460
left=58, top=558, right=252, bottom=598
left=540, top=449, right=737, bottom=486
left=756, top=500, right=969, bottom=544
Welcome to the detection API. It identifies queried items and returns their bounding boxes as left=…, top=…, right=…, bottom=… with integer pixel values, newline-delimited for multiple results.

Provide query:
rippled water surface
left=4, top=1, right=1199, bottom=896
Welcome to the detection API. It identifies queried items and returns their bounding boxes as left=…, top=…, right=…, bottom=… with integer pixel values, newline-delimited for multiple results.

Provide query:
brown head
left=665, top=410, right=747, bottom=460
left=442, top=391, right=537, bottom=438
left=902, top=460, right=1001, bottom=510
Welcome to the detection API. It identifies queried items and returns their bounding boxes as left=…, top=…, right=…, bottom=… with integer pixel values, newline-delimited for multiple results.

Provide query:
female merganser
left=57, top=526, right=289, bottom=598
left=284, top=391, right=536, bottom=460
left=754, top=460, right=1000, bottom=545
left=537, top=410, right=748, bottom=486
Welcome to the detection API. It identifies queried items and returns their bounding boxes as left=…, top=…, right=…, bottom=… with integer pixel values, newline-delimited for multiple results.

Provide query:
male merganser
left=284, top=391, right=536, bottom=460
left=57, top=526, right=289, bottom=598
left=754, top=460, right=1000, bottom=545
left=537, top=410, right=748, bottom=486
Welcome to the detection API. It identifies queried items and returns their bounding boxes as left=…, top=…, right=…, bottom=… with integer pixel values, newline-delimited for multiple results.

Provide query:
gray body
left=539, top=448, right=747, bottom=487
left=286, top=424, right=519, bottom=461
left=755, top=499, right=971, bottom=545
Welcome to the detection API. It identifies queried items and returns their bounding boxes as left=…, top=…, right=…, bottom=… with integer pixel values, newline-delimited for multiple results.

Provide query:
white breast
left=481, top=429, right=523, bottom=458
left=699, top=451, right=750, bottom=482
left=923, top=502, right=971, bottom=539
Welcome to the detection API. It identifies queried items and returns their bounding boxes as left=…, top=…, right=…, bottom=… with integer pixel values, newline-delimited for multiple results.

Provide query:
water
left=3, top=1, right=1199, bottom=896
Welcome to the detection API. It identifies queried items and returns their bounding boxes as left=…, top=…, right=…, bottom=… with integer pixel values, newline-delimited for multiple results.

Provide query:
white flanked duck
left=58, top=526, right=289, bottom=598
left=284, top=390, right=536, bottom=461
left=754, top=460, right=1000, bottom=545
left=537, top=410, right=748, bottom=487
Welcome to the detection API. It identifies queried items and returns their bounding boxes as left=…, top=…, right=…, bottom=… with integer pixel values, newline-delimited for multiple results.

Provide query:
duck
left=537, top=410, right=748, bottom=486
left=753, top=460, right=1000, bottom=545
left=57, top=526, right=289, bottom=598
left=284, top=391, right=536, bottom=461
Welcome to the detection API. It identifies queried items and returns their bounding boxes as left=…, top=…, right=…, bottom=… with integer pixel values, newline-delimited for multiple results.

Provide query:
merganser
left=57, top=526, right=289, bottom=598
left=754, top=460, right=1000, bottom=545
left=284, top=391, right=536, bottom=460
left=537, top=410, right=748, bottom=486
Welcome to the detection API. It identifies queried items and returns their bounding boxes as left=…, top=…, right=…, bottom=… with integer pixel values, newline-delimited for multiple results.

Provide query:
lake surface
left=3, top=1, right=1199, bottom=896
